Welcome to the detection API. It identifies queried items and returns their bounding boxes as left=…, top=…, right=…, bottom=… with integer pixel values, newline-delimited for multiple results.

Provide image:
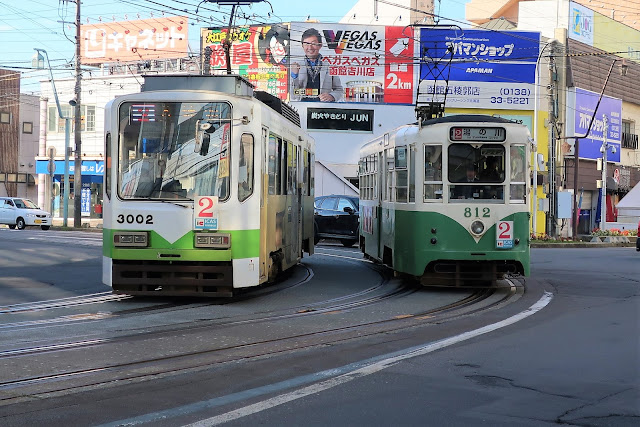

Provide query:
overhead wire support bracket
left=201, top=1, right=265, bottom=74
left=413, top=24, right=461, bottom=125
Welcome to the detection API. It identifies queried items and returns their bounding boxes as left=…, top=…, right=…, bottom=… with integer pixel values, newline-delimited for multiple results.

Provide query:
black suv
left=314, top=195, right=360, bottom=247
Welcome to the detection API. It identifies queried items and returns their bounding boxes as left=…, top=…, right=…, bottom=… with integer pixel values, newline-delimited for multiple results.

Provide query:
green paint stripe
left=103, top=228, right=260, bottom=261
left=374, top=210, right=530, bottom=276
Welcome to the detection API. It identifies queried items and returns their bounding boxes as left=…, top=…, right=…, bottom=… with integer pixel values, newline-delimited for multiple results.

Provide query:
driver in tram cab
left=481, top=156, right=503, bottom=182
left=455, top=165, right=479, bottom=199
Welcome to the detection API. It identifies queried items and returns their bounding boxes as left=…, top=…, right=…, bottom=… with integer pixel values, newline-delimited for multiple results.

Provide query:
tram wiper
left=157, top=199, right=192, bottom=209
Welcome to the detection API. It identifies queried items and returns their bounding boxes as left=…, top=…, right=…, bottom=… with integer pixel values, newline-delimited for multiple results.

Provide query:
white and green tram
left=103, top=75, right=315, bottom=297
left=359, top=115, right=531, bottom=285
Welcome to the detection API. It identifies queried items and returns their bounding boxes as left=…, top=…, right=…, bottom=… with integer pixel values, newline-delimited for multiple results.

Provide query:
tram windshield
left=448, top=144, right=505, bottom=201
left=117, top=101, right=232, bottom=201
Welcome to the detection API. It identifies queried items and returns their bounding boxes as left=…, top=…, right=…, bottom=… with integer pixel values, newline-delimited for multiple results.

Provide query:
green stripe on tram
left=103, top=228, right=260, bottom=261
left=387, top=210, right=530, bottom=276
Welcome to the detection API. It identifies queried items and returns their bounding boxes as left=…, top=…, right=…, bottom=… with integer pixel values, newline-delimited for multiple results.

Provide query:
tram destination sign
left=307, top=108, right=374, bottom=132
left=450, top=126, right=506, bottom=142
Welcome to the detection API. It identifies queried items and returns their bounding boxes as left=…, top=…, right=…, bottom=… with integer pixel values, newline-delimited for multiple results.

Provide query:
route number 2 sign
left=194, top=196, right=219, bottom=230
left=496, top=220, right=514, bottom=249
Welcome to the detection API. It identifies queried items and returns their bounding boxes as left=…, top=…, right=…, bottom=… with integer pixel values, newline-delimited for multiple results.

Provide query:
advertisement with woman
left=200, top=24, right=290, bottom=100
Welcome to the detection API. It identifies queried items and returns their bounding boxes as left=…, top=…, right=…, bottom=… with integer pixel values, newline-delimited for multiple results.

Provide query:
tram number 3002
left=464, top=207, right=490, bottom=218
left=116, top=214, right=154, bottom=224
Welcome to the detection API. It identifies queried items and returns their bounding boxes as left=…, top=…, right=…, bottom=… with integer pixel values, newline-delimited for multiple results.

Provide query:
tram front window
left=117, top=101, right=232, bottom=201
left=448, top=144, right=505, bottom=201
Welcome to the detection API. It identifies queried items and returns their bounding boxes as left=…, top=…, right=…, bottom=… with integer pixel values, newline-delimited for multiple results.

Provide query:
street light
left=532, top=39, right=557, bottom=237
left=32, top=48, right=71, bottom=227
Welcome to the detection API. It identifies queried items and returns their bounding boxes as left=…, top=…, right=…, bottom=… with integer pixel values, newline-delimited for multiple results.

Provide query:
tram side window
left=395, top=147, right=408, bottom=203
left=105, top=133, right=111, bottom=200
left=385, top=148, right=395, bottom=201
left=268, top=135, right=277, bottom=195
left=424, top=145, right=443, bottom=201
left=359, top=154, right=376, bottom=201
left=310, top=152, right=315, bottom=195
left=409, top=145, right=415, bottom=203
left=238, top=133, right=254, bottom=202
left=303, top=149, right=309, bottom=196
left=287, top=142, right=295, bottom=195
left=280, top=139, right=287, bottom=195
left=510, top=144, right=526, bottom=203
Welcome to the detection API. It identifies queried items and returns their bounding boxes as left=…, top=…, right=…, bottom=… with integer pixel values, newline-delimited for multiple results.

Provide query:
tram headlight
left=470, top=220, right=485, bottom=235
left=114, top=231, right=148, bottom=247
left=195, top=232, right=231, bottom=249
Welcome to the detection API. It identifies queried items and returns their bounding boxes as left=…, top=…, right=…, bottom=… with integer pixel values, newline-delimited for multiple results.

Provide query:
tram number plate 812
left=496, top=221, right=514, bottom=249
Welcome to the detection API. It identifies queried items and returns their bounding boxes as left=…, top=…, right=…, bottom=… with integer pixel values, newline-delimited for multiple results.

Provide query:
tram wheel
left=341, top=239, right=357, bottom=247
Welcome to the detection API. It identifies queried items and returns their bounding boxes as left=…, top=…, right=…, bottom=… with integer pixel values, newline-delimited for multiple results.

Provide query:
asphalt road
left=0, top=229, right=638, bottom=426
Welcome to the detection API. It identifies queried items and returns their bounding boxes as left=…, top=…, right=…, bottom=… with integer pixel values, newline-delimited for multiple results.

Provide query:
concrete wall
left=315, top=161, right=359, bottom=197
left=19, top=94, right=40, bottom=200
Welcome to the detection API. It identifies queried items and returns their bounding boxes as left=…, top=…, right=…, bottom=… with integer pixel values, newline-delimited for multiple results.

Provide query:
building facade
left=467, top=0, right=640, bottom=236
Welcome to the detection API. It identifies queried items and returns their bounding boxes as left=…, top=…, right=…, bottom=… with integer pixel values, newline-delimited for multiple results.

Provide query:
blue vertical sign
left=81, top=185, right=91, bottom=217
left=573, top=88, right=621, bottom=162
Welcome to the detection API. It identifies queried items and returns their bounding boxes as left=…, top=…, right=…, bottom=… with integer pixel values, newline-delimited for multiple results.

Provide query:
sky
left=0, top=0, right=470, bottom=94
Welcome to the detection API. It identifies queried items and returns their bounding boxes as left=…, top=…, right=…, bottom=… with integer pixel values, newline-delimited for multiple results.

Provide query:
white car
left=0, top=197, right=52, bottom=230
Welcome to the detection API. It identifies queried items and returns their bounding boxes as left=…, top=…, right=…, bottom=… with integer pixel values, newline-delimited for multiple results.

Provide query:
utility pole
left=600, top=114, right=609, bottom=231
left=73, top=0, right=82, bottom=228
left=546, top=40, right=558, bottom=238
left=204, top=1, right=265, bottom=74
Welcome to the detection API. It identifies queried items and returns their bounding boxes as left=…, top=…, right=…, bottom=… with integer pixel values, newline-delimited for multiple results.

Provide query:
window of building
left=0, top=112, right=10, bottom=124
left=22, top=122, right=33, bottom=134
left=47, top=105, right=96, bottom=132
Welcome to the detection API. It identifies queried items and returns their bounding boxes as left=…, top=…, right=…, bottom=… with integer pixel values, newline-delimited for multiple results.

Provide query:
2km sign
left=194, top=196, right=219, bottom=230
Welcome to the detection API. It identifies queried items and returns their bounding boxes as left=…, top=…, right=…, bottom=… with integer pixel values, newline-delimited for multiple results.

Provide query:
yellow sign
left=592, top=9, right=640, bottom=63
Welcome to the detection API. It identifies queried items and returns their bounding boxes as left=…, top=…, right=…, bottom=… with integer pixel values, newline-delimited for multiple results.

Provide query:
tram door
left=259, top=127, right=268, bottom=280
left=375, top=150, right=384, bottom=260
left=295, top=145, right=303, bottom=258
left=286, top=142, right=301, bottom=266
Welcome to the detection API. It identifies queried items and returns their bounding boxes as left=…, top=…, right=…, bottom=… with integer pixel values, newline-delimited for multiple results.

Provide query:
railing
left=621, top=132, right=638, bottom=150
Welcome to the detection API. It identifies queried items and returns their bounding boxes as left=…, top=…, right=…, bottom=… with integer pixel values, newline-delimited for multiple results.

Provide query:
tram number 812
left=464, top=207, right=490, bottom=218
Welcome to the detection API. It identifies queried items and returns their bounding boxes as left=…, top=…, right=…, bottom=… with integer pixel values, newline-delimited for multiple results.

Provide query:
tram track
left=0, top=282, right=517, bottom=406
left=0, top=246, right=522, bottom=406
left=0, top=259, right=400, bottom=359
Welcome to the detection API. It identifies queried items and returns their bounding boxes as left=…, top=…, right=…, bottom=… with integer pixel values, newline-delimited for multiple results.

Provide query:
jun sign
left=418, top=29, right=540, bottom=110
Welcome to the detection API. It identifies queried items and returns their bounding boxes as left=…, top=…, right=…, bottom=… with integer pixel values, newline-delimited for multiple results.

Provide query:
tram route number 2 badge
left=496, top=220, right=514, bottom=249
left=194, top=196, right=219, bottom=230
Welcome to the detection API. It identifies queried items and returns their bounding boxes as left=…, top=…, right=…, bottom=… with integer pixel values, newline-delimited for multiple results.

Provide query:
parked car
left=636, top=220, right=640, bottom=252
left=314, top=195, right=359, bottom=247
left=0, top=197, right=52, bottom=230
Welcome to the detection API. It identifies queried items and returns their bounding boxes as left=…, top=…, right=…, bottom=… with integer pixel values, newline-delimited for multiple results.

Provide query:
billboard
left=418, top=29, right=540, bottom=110
left=289, top=22, right=415, bottom=104
left=201, top=24, right=290, bottom=100
left=80, top=16, right=188, bottom=64
left=569, top=88, right=621, bottom=162
left=569, top=1, right=594, bottom=46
